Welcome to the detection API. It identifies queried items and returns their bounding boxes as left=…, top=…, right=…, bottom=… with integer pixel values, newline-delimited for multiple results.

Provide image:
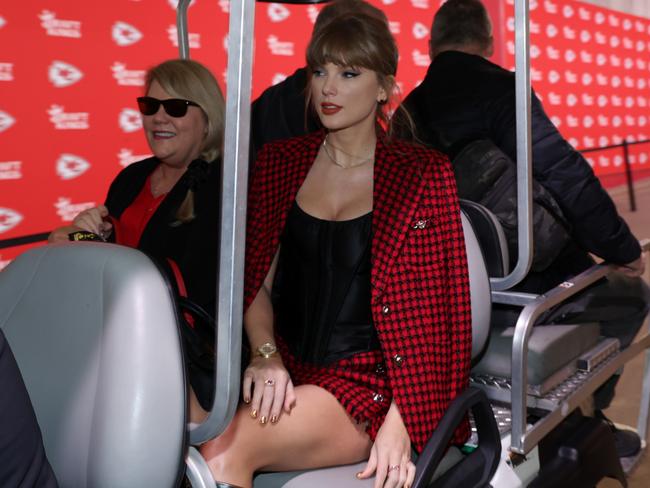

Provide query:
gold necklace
left=322, top=135, right=374, bottom=169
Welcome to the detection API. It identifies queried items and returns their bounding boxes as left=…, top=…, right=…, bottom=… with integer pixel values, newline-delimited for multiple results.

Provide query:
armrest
left=413, top=387, right=500, bottom=488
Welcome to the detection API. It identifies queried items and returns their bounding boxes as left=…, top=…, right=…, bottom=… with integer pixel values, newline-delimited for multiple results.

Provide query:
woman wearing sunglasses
left=200, top=5, right=471, bottom=488
left=48, top=59, right=225, bottom=418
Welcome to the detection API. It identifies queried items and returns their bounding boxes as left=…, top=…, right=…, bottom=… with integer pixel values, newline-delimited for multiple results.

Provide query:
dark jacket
left=104, top=157, right=221, bottom=316
left=250, top=67, right=319, bottom=164
left=0, top=329, right=58, bottom=488
left=403, top=50, right=641, bottom=291
left=245, top=131, right=472, bottom=451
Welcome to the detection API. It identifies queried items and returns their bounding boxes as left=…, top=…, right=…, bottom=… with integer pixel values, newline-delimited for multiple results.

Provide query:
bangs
left=306, top=17, right=382, bottom=72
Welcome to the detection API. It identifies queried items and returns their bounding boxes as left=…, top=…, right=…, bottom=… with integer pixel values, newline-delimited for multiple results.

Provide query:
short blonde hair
left=145, top=59, right=225, bottom=163
left=145, top=59, right=224, bottom=224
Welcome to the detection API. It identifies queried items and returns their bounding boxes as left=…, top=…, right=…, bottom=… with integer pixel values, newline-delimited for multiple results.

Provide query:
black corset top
left=272, top=202, right=380, bottom=366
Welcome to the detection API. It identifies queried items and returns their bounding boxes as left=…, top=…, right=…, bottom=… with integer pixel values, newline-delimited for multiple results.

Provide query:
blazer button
left=372, top=393, right=384, bottom=403
left=375, top=362, right=386, bottom=374
left=412, top=219, right=429, bottom=230
left=381, top=305, right=390, bottom=314
left=393, top=354, right=405, bottom=366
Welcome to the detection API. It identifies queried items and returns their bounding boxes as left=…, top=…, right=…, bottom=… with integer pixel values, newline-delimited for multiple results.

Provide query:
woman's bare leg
left=200, top=385, right=372, bottom=487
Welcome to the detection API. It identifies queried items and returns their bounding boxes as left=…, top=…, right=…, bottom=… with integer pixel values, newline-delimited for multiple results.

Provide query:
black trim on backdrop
left=0, top=232, right=49, bottom=250
left=580, top=138, right=650, bottom=213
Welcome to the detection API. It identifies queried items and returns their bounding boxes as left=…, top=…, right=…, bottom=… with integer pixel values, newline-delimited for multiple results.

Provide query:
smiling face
left=142, top=80, right=207, bottom=169
left=310, top=62, right=386, bottom=134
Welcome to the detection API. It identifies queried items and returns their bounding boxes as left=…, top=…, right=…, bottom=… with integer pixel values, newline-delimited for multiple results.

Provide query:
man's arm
left=486, top=90, right=641, bottom=265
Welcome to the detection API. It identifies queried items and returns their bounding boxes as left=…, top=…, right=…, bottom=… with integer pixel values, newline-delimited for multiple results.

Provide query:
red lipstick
left=321, top=103, right=342, bottom=115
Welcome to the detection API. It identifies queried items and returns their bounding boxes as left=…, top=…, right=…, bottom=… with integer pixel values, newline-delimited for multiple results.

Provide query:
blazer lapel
left=371, top=137, right=427, bottom=292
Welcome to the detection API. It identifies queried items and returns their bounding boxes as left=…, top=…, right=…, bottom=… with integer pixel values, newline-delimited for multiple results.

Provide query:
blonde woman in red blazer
left=201, top=7, right=471, bottom=488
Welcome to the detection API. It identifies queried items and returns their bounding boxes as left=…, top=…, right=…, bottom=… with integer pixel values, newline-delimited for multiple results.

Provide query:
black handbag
left=165, top=259, right=216, bottom=410
left=451, top=139, right=573, bottom=272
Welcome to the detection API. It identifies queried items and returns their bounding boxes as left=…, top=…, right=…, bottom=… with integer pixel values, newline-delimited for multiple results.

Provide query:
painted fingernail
left=260, top=415, right=267, bottom=424
left=355, top=472, right=363, bottom=479
left=250, top=409, right=257, bottom=419
left=243, top=396, right=250, bottom=404
left=270, top=414, right=278, bottom=423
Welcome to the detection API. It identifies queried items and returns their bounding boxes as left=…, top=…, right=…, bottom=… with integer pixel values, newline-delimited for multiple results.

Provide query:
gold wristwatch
left=256, top=342, right=278, bottom=359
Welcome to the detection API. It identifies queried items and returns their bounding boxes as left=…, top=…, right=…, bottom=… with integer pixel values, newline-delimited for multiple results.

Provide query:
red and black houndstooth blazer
left=244, top=130, right=472, bottom=451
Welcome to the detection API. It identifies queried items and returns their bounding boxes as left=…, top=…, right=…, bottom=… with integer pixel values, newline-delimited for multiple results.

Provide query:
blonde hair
left=145, top=59, right=225, bottom=162
left=145, top=59, right=225, bottom=224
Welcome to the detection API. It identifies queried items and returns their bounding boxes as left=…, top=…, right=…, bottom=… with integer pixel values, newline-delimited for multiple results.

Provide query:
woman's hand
left=357, top=402, right=416, bottom=488
left=242, top=355, right=296, bottom=425
left=48, top=225, right=82, bottom=243
left=72, top=205, right=112, bottom=238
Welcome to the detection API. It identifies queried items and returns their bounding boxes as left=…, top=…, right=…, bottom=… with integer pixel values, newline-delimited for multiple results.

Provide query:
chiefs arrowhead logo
left=112, top=21, right=142, bottom=46
left=119, top=108, right=142, bottom=133
left=272, top=73, right=287, bottom=85
left=412, top=22, right=429, bottom=40
left=56, top=154, right=90, bottom=180
left=49, top=61, right=83, bottom=88
left=268, top=4, right=290, bottom=23
left=0, top=208, right=22, bottom=234
left=0, top=111, right=15, bottom=133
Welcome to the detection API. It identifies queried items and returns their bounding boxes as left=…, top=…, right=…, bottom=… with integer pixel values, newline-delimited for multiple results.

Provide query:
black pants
left=544, top=274, right=650, bottom=410
left=493, top=273, right=650, bottom=410
left=0, top=329, right=58, bottom=488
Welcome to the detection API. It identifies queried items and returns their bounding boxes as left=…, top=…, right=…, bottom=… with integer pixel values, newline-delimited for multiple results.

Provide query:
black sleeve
left=485, top=90, right=641, bottom=265
left=250, top=67, right=317, bottom=163
left=104, top=159, right=156, bottom=219
left=0, top=330, right=59, bottom=488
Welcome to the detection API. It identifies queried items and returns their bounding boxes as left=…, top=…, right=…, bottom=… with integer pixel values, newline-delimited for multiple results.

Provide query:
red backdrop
left=0, top=0, right=648, bottom=267
left=502, top=0, right=650, bottom=187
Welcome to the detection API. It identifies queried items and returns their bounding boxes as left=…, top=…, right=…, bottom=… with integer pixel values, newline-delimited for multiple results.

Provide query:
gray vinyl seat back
left=466, top=202, right=602, bottom=393
left=0, top=243, right=186, bottom=488
left=253, top=211, right=492, bottom=487
left=460, top=211, right=492, bottom=358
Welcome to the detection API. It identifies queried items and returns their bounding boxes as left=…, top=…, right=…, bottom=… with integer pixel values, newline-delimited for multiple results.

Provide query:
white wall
left=582, top=0, right=650, bottom=18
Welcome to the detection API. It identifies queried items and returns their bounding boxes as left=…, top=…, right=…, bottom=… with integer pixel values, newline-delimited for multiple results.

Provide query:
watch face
left=258, top=343, right=277, bottom=355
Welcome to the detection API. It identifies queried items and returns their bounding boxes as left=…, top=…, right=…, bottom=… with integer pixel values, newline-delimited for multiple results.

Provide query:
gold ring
left=264, top=378, right=275, bottom=386
left=388, top=465, right=400, bottom=473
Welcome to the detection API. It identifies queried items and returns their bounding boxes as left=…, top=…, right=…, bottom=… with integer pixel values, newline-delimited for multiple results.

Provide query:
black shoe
left=595, top=410, right=641, bottom=458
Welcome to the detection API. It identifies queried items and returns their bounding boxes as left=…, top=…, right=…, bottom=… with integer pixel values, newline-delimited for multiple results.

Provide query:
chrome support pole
left=637, top=240, right=650, bottom=441
left=510, top=264, right=611, bottom=453
left=638, top=345, right=650, bottom=442
left=510, top=238, right=650, bottom=453
left=490, top=0, right=533, bottom=291
left=176, top=0, right=191, bottom=59
left=189, top=0, right=255, bottom=444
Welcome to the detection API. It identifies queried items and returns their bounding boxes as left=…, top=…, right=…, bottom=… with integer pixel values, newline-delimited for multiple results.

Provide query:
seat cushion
left=472, top=323, right=600, bottom=385
left=253, top=446, right=464, bottom=487
left=0, top=244, right=186, bottom=487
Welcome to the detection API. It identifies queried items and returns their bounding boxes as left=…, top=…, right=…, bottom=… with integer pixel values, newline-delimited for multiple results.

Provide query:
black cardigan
left=105, top=157, right=221, bottom=317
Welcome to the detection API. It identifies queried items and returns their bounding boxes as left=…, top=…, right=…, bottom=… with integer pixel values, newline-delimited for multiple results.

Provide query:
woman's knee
left=200, top=408, right=263, bottom=471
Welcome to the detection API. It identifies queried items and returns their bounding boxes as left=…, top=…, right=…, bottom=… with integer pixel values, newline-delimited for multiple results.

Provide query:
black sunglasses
left=136, top=96, right=200, bottom=117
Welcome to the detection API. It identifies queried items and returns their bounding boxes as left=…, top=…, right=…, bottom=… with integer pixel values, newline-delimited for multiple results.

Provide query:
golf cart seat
left=0, top=243, right=187, bottom=488
left=462, top=201, right=604, bottom=402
